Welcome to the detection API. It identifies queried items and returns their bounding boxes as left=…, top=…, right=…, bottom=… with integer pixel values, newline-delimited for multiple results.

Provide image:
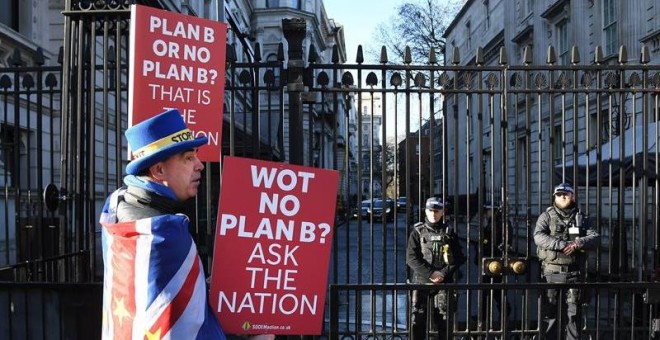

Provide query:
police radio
left=568, top=210, right=584, bottom=241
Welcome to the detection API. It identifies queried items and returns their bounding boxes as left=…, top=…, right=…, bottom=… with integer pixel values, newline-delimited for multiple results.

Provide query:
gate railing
left=0, top=281, right=101, bottom=339
left=329, top=282, right=660, bottom=339
left=1, top=2, right=660, bottom=337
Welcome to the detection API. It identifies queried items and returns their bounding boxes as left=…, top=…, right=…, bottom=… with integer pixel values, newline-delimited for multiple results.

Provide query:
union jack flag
left=100, top=191, right=225, bottom=339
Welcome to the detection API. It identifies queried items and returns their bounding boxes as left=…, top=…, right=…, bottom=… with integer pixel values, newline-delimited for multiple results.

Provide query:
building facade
left=358, top=92, right=383, bottom=199
left=443, top=0, right=660, bottom=217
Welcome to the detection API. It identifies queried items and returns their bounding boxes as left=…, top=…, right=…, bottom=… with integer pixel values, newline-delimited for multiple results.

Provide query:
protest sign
left=128, top=5, right=226, bottom=162
left=210, top=156, right=339, bottom=335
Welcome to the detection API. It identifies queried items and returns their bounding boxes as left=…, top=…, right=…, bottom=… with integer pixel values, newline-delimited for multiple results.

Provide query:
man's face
left=155, top=148, right=204, bottom=201
left=554, top=192, right=574, bottom=209
left=425, top=208, right=444, bottom=223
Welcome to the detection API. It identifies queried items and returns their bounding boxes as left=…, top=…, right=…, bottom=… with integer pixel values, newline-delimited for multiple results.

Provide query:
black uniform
left=407, top=218, right=465, bottom=339
left=534, top=204, right=599, bottom=340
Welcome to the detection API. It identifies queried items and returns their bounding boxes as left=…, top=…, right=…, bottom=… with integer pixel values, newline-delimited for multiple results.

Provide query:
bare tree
left=383, top=136, right=398, bottom=198
left=371, top=0, right=462, bottom=64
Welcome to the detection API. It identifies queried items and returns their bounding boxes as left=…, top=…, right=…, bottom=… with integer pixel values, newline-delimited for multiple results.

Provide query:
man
left=478, top=202, right=512, bottom=331
left=407, top=197, right=465, bottom=339
left=99, top=109, right=226, bottom=339
left=534, top=183, right=600, bottom=340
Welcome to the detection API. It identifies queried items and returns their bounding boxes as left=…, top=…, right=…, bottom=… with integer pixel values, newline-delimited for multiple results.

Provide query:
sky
left=323, top=0, right=436, bottom=140
left=323, top=0, right=401, bottom=64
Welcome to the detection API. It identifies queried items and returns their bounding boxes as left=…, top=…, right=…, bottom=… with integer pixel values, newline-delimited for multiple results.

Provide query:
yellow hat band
left=132, top=128, right=194, bottom=159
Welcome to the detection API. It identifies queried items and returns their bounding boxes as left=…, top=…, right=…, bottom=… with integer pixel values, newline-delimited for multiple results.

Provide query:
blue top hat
left=125, top=109, right=208, bottom=175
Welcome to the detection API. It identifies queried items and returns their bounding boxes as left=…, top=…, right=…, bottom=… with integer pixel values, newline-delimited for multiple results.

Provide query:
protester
left=407, top=196, right=465, bottom=339
left=99, top=109, right=225, bottom=339
left=534, top=183, right=600, bottom=340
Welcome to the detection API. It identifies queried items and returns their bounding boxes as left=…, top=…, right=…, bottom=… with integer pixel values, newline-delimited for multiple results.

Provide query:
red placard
left=210, top=156, right=339, bottom=335
left=128, top=5, right=226, bottom=162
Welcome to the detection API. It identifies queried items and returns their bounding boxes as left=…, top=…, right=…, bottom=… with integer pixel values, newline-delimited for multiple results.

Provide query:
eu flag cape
left=100, top=190, right=225, bottom=339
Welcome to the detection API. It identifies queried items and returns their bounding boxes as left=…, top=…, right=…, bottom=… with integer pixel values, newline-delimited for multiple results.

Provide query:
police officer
left=534, top=183, right=600, bottom=340
left=407, top=197, right=465, bottom=339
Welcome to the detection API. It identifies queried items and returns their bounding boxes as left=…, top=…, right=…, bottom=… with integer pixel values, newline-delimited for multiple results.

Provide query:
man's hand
left=562, top=241, right=581, bottom=255
left=429, top=271, right=445, bottom=283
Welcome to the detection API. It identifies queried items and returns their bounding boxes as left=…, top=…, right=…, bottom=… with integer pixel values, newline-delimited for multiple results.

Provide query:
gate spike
left=498, top=47, right=507, bottom=65
left=11, top=48, right=22, bottom=66
left=379, top=46, right=388, bottom=64
left=332, top=45, right=339, bottom=63
left=277, top=43, right=284, bottom=61
left=451, top=46, right=460, bottom=65
left=594, top=46, right=603, bottom=64
left=618, top=45, right=627, bottom=64
left=546, top=45, right=556, bottom=65
left=356, top=45, right=364, bottom=64
left=641, top=45, right=650, bottom=64
left=35, top=47, right=45, bottom=66
left=429, top=47, right=437, bottom=64
left=308, top=44, right=317, bottom=63
left=404, top=46, right=412, bottom=64
left=475, top=47, right=483, bottom=66
left=571, top=45, right=580, bottom=65
left=254, top=43, right=262, bottom=62
left=225, top=43, right=236, bottom=63
left=523, top=45, right=532, bottom=65
left=58, top=46, right=64, bottom=64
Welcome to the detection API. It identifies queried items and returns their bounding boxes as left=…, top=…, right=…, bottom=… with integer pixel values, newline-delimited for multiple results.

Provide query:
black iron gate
left=1, top=2, right=660, bottom=339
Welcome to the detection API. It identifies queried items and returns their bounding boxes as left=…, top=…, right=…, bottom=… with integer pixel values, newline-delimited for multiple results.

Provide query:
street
left=328, top=210, right=411, bottom=332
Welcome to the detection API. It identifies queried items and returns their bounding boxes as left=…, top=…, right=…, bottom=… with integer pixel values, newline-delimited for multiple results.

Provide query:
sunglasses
left=555, top=192, right=571, bottom=197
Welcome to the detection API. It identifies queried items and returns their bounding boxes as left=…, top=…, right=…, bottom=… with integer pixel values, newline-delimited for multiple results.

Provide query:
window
left=265, top=0, right=279, bottom=7
left=484, top=0, right=490, bottom=30
left=553, top=124, right=563, bottom=162
left=0, top=123, right=30, bottom=189
left=516, top=135, right=528, bottom=205
left=0, top=0, right=18, bottom=31
left=266, top=0, right=301, bottom=10
left=603, top=0, right=618, bottom=56
left=466, top=21, right=472, bottom=50
left=556, top=20, right=569, bottom=65
left=520, top=0, right=534, bottom=20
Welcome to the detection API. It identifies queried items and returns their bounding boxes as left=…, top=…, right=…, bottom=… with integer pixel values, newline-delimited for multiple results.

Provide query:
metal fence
left=1, top=1, right=660, bottom=339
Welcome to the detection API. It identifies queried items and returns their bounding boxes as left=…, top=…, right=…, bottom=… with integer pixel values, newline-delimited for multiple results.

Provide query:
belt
left=543, top=263, right=580, bottom=273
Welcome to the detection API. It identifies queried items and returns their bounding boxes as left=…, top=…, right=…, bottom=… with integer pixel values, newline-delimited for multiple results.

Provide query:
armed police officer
left=407, top=197, right=465, bottom=339
left=534, top=183, right=600, bottom=340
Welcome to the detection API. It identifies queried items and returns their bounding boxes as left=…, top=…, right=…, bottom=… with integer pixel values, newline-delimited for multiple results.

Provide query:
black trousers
left=541, top=271, right=582, bottom=340
left=411, top=289, right=450, bottom=340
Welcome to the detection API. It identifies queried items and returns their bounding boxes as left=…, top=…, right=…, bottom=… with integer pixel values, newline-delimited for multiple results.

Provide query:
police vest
left=537, top=207, right=582, bottom=265
left=414, top=221, right=454, bottom=268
